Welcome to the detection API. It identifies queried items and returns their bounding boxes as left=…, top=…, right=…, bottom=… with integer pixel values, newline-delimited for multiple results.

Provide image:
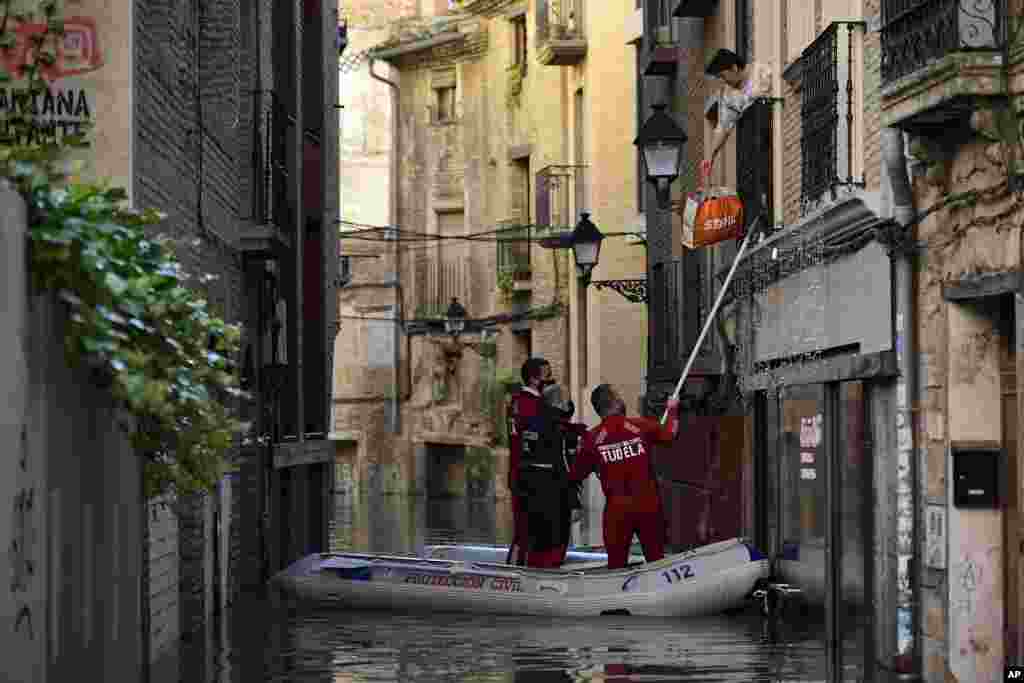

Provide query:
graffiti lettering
left=10, top=488, right=35, bottom=593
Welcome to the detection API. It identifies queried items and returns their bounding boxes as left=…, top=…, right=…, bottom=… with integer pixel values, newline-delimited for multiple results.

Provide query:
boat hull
left=273, top=538, right=770, bottom=618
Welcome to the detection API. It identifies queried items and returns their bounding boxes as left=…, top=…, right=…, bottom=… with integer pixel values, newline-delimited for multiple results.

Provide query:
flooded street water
left=214, top=494, right=830, bottom=683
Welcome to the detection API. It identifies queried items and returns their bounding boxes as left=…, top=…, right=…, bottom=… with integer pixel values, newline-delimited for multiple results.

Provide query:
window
left=511, top=14, right=527, bottom=72
left=799, top=22, right=864, bottom=214
left=435, top=85, right=456, bottom=123
left=736, top=99, right=773, bottom=229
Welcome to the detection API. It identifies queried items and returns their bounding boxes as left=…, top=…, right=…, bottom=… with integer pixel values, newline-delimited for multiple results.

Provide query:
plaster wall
left=910, top=135, right=1023, bottom=682
left=945, top=302, right=1005, bottom=683
left=574, top=0, right=647, bottom=431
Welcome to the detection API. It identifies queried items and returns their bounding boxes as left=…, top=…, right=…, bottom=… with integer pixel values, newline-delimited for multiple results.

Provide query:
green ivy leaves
left=26, top=184, right=248, bottom=500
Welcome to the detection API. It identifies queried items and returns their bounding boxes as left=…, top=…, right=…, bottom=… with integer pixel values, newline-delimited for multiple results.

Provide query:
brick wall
left=147, top=497, right=180, bottom=681
left=862, top=0, right=882, bottom=192
left=781, top=81, right=802, bottom=226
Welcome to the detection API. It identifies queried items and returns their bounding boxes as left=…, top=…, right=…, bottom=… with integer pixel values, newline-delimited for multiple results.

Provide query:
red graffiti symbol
left=1, top=17, right=102, bottom=85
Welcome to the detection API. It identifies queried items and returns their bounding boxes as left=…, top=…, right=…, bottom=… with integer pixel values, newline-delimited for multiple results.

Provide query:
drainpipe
left=370, top=57, right=402, bottom=434
left=882, top=126, right=920, bottom=680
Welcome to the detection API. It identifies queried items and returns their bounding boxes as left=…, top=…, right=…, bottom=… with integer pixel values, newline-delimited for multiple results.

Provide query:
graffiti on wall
left=9, top=425, right=36, bottom=641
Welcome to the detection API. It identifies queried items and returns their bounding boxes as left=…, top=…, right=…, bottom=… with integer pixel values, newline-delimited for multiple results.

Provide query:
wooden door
left=653, top=415, right=747, bottom=550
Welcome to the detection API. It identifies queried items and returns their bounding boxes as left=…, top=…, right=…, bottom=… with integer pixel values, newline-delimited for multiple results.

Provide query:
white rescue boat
left=272, top=537, right=770, bottom=618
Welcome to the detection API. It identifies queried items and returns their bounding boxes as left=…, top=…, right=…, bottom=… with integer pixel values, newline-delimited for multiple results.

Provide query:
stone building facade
left=334, top=0, right=649, bottom=514
left=651, top=0, right=1024, bottom=680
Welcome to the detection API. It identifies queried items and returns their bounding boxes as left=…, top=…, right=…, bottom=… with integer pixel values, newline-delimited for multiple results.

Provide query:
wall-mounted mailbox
left=952, top=444, right=1001, bottom=508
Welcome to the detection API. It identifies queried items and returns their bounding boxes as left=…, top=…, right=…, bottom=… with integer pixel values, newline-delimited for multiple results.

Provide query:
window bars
left=536, top=164, right=588, bottom=231
left=800, top=22, right=865, bottom=216
left=254, top=90, right=292, bottom=232
left=881, top=0, right=1003, bottom=84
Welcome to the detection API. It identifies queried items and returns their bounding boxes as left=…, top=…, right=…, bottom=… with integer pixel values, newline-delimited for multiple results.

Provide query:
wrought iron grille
left=536, top=164, right=587, bottom=231
left=736, top=98, right=774, bottom=230
left=800, top=22, right=864, bottom=215
left=650, top=259, right=683, bottom=373
left=881, top=0, right=1003, bottom=83
left=535, top=0, right=584, bottom=44
left=254, top=90, right=292, bottom=231
left=414, top=257, right=465, bottom=319
left=496, top=224, right=532, bottom=279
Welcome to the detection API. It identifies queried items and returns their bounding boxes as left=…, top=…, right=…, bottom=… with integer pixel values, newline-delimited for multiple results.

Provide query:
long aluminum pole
left=661, top=218, right=760, bottom=424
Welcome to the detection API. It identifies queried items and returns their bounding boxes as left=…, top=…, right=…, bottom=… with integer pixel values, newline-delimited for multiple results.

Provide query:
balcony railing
left=254, top=90, right=293, bottom=231
left=496, top=224, right=532, bottom=281
left=535, top=0, right=587, bottom=66
left=536, top=164, right=587, bottom=231
left=736, top=98, right=774, bottom=230
left=800, top=22, right=865, bottom=215
left=413, top=255, right=465, bottom=319
left=881, top=0, right=1003, bottom=84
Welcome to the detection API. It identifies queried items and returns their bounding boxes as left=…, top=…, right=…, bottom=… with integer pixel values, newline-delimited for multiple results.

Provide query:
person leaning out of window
left=700, top=48, right=773, bottom=185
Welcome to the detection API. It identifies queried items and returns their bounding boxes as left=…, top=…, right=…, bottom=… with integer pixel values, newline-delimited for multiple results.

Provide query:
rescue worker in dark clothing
left=523, top=383, right=587, bottom=568
left=568, top=384, right=680, bottom=570
left=506, top=358, right=552, bottom=565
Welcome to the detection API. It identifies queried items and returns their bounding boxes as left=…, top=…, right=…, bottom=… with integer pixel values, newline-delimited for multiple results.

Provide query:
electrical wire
left=338, top=220, right=643, bottom=243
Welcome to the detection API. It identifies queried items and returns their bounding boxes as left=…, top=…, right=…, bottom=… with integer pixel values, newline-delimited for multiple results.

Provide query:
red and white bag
left=680, top=161, right=745, bottom=249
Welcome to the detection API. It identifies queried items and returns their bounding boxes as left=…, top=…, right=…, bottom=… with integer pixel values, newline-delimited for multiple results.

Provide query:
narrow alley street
left=201, top=494, right=829, bottom=683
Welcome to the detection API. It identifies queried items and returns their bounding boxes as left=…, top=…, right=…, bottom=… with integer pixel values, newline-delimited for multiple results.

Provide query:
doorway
left=757, top=380, right=875, bottom=681
left=426, top=443, right=467, bottom=498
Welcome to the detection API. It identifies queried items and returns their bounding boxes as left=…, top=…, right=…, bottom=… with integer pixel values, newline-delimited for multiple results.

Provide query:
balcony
left=241, top=90, right=293, bottom=259
left=535, top=164, right=587, bottom=231
left=496, top=223, right=533, bottom=296
left=881, top=0, right=1006, bottom=132
left=412, top=255, right=465, bottom=320
left=535, top=0, right=587, bottom=66
left=736, top=98, right=774, bottom=230
left=799, top=22, right=866, bottom=215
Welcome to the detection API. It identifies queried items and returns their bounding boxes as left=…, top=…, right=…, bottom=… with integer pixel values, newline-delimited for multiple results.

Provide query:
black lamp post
left=634, top=102, right=687, bottom=209
left=444, top=297, right=467, bottom=338
left=569, top=212, right=605, bottom=287
left=634, top=103, right=691, bottom=415
left=540, top=211, right=606, bottom=287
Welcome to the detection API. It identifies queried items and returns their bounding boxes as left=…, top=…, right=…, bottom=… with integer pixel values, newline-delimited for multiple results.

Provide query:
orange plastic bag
left=681, top=186, right=745, bottom=250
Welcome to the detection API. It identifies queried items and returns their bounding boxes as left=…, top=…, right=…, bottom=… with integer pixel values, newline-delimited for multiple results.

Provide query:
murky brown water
left=212, top=494, right=830, bottom=683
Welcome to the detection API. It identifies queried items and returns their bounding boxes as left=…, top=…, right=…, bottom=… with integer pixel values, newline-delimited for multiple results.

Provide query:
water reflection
left=214, top=493, right=829, bottom=683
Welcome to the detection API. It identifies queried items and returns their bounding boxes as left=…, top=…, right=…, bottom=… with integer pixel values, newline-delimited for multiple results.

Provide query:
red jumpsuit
left=569, top=410, right=679, bottom=569
left=507, top=386, right=542, bottom=566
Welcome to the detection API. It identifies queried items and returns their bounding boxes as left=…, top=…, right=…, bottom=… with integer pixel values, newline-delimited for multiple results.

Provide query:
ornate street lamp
left=540, top=212, right=605, bottom=287
left=444, top=297, right=467, bottom=338
left=634, top=102, right=687, bottom=208
left=569, top=212, right=605, bottom=286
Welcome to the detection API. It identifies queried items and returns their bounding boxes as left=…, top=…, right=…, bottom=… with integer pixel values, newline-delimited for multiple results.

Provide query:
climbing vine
left=3, top=2, right=247, bottom=499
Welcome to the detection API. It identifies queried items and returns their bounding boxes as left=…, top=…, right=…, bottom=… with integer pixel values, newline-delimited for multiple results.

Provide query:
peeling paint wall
left=908, top=131, right=1023, bottom=681
left=945, top=302, right=1005, bottom=683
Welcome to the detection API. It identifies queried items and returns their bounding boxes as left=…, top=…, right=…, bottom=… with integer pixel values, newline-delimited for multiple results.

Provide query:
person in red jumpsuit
left=506, top=357, right=551, bottom=565
left=568, top=384, right=680, bottom=570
